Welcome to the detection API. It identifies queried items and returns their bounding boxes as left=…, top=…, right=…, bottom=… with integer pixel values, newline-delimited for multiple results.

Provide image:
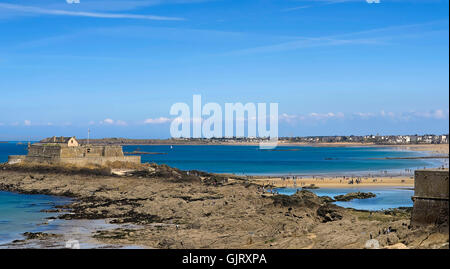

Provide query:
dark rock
left=334, top=192, right=376, bottom=202
left=317, top=204, right=343, bottom=223
left=302, top=184, right=319, bottom=189
left=272, top=190, right=323, bottom=208
left=23, top=232, right=60, bottom=240
left=320, top=196, right=335, bottom=203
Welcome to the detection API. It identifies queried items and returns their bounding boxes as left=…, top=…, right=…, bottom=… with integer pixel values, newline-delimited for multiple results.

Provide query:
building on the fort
left=41, top=136, right=79, bottom=147
left=8, top=136, right=140, bottom=166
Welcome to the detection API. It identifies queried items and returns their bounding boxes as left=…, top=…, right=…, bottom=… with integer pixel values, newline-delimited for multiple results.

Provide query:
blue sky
left=0, top=0, right=448, bottom=140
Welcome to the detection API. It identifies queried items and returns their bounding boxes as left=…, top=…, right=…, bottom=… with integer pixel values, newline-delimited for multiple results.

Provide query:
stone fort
left=8, top=136, right=140, bottom=166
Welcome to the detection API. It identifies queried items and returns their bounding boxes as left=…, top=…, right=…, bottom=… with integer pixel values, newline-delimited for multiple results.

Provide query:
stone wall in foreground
left=411, top=169, right=449, bottom=227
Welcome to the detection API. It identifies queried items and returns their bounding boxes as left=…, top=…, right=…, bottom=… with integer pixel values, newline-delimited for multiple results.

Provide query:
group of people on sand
left=348, top=178, right=363, bottom=184
left=257, top=184, right=279, bottom=195
left=280, top=176, right=301, bottom=181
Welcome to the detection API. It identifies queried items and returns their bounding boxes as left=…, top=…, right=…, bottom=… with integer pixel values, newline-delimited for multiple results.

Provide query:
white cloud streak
left=100, top=118, right=128, bottom=126
left=0, top=3, right=183, bottom=21
left=280, top=109, right=449, bottom=124
left=228, top=20, right=447, bottom=55
left=102, top=118, right=115, bottom=124
left=144, top=117, right=172, bottom=124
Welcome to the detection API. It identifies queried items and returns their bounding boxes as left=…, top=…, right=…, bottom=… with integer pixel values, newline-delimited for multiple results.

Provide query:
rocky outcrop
left=334, top=192, right=376, bottom=202
left=271, top=190, right=332, bottom=208
left=23, top=232, right=61, bottom=240
left=302, top=184, right=319, bottom=189
left=317, top=204, right=343, bottom=223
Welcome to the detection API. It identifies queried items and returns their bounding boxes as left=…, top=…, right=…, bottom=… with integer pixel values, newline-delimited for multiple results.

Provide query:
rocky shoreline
left=0, top=164, right=448, bottom=249
left=334, top=192, right=377, bottom=202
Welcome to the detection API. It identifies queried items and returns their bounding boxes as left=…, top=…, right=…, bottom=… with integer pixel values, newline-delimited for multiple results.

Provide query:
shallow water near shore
left=276, top=187, right=414, bottom=211
left=0, top=191, right=144, bottom=248
left=0, top=191, right=72, bottom=245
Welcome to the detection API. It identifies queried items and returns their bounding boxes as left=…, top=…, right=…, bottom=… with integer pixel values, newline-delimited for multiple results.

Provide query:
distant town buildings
left=279, top=134, right=449, bottom=145
left=72, top=134, right=449, bottom=146
left=167, top=134, right=449, bottom=145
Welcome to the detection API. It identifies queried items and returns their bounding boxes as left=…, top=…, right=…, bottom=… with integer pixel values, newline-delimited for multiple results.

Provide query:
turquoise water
left=122, top=145, right=439, bottom=176
left=0, top=191, right=72, bottom=245
left=0, top=142, right=440, bottom=175
left=277, top=187, right=414, bottom=210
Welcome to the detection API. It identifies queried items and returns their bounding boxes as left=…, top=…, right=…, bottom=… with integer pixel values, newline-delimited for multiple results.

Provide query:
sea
left=0, top=190, right=71, bottom=245
left=0, top=143, right=442, bottom=176
left=123, top=144, right=442, bottom=176
left=0, top=142, right=446, bottom=245
left=277, top=187, right=414, bottom=211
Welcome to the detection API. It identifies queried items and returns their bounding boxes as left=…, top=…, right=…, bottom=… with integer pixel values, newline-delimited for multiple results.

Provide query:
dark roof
left=40, top=136, right=76, bottom=143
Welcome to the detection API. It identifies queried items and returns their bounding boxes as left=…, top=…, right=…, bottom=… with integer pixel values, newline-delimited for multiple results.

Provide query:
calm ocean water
left=0, top=191, right=71, bottom=245
left=123, top=144, right=440, bottom=176
left=277, top=187, right=414, bottom=211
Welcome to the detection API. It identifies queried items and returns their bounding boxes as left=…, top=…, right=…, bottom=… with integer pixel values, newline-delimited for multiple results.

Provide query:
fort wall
left=411, top=169, right=449, bottom=227
left=59, top=156, right=141, bottom=166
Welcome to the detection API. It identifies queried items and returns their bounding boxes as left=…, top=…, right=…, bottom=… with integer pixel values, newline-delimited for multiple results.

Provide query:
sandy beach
left=230, top=143, right=447, bottom=188
left=247, top=175, right=415, bottom=188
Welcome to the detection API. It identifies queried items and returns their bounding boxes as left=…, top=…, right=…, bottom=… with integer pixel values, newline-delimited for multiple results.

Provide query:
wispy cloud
left=0, top=3, right=183, bottom=21
left=280, top=109, right=449, bottom=124
left=400, top=109, right=449, bottom=121
left=144, top=117, right=172, bottom=124
left=229, top=36, right=383, bottom=55
left=282, top=0, right=360, bottom=12
left=67, top=0, right=214, bottom=11
left=280, top=112, right=345, bottom=123
left=102, top=118, right=114, bottom=124
left=281, top=5, right=311, bottom=12
left=228, top=20, right=447, bottom=55
left=100, top=118, right=128, bottom=126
